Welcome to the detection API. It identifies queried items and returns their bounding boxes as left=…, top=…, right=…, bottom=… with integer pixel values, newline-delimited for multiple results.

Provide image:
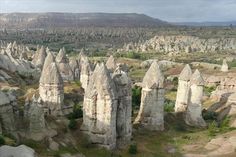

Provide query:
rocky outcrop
left=81, top=63, right=117, bottom=149
left=123, top=35, right=236, bottom=53
left=175, top=64, right=192, bottom=112
left=0, top=90, right=16, bottom=134
left=106, top=55, right=116, bottom=72
left=221, top=59, right=229, bottom=72
left=69, top=58, right=80, bottom=80
left=39, top=52, right=64, bottom=116
left=0, top=145, right=36, bottom=157
left=185, top=70, right=206, bottom=127
left=134, top=61, right=165, bottom=131
left=79, top=54, right=92, bottom=90
left=56, top=48, right=74, bottom=81
left=112, top=66, right=132, bottom=148
left=32, top=46, right=46, bottom=69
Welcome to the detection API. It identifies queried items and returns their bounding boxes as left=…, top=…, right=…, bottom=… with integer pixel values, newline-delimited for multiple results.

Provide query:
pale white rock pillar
left=175, top=64, right=192, bottom=112
left=39, top=52, right=64, bottom=116
left=81, top=63, right=117, bottom=149
left=79, top=54, right=92, bottom=90
left=221, top=59, right=228, bottom=72
left=134, top=61, right=165, bottom=131
left=185, top=69, right=207, bottom=127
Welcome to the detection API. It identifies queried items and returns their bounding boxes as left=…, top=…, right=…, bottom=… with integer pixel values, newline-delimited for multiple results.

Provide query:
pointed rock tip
left=190, top=69, right=204, bottom=85
left=179, top=64, right=192, bottom=81
left=142, top=61, right=164, bottom=88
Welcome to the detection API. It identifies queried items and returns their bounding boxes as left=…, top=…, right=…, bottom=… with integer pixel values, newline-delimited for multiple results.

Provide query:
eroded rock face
left=0, top=145, right=36, bottom=157
left=185, top=70, right=206, bottom=127
left=134, top=61, right=165, bottom=131
left=106, top=55, right=116, bottom=72
left=79, top=54, right=92, bottom=90
left=39, top=53, right=64, bottom=116
left=56, top=48, right=74, bottom=81
left=112, top=66, right=132, bottom=148
left=175, top=64, right=192, bottom=112
left=27, top=97, right=45, bottom=133
left=81, top=63, right=118, bottom=149
left=0, top=90, right=16, bottom=134
left=69, top=58, right=80, bottom=80
left=221, top=59, right=229, bottom=72
left=32, top=46, right=46, bottom=69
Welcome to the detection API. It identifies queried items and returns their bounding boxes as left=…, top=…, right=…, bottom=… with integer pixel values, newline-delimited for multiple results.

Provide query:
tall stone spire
left=221, top=59, right=228, bottom=72
left=106, top=55, right=116, bottom=72
left=55, top=48, right=74, bottom=81
left=79, top=54, right=92, bottom=90
left=185, top=69, right=206, bottom=127
left=112, top=66, right=132, bottom=148
left=175, top=64, right=192, bottom=112
left=39, top=53, right=64, bottom=116
left=69, top=58, right=80, bottom=80
left=81, top=63, right=118, bottom=149
left=32, top=46, right=46, bottom=69
left=134, top=61, right=165, bottom=131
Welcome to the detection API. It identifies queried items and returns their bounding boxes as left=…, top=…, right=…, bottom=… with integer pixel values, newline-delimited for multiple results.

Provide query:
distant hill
left=0, top=12, right=170, bottom=29
left=174, top=21, right=236, bottom=27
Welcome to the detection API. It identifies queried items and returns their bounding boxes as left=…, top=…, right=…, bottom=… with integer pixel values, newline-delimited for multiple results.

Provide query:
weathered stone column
left=112, top=66, right=132, bottom=148
left=81, top=63, right=117, bottom=149
left=55, top=48, right=74, bottom=81
left=175, top=64, right=192, bottom=112
left=79, top=54, right=92, bottom=90
left=39, top=52, right=64, bottom=116
left=221, top=59, right=228, bottom=72
left=134, top=61, right=165, bottom=131
left=106, top=55, right=116, bottom=72
left=185, top=69, right=206, bottom=127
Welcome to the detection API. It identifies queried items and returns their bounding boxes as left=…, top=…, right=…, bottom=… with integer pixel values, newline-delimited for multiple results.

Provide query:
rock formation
left=112, top=66, right=132, bottom=147
left=0, top=145, right=36, bottom=157
left=81, top=63, right=117, bottom=149
left=79, top=54, right=92, bottom=90
left=32, top=46, right=46, bottom=69
left=28, top=97, right=45, bottom=133
left=69, top=58, right=80, bottom=80
left=175, top=64, right=192, bottom=112
left=185, top=69, right=206, bottom=127
left=122, top=35, right=236, bottom=54
left=0, top=90, right=16, bottom=134
left=39, top=52, right=64, bottom=116
left=221, top=59, right=229, bottom=72
left=106, top=55, right=116, bottom=72
left=134, top=61, right=165, bottom=131
left=56, top=48, right=74, bottom=81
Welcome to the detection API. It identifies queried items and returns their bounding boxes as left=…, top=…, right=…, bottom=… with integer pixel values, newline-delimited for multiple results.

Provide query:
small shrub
left=128, top=143, right=137, bottom=154
left=164, top=99, right=175, bottom=112
left=67, top=104, right=83, bottom=120
left=75, top=80, right=82, bottom=87
left=132, top=86, right=142, bottom=110
left=204, top=86, right=216, bottom=96
left=203, top=111, right=218, bottom=121
left=0, top=136, right=5, bottom=146
left=68, top=119, right=77, bottom=130
left=208, top=121, right=219, bottom=136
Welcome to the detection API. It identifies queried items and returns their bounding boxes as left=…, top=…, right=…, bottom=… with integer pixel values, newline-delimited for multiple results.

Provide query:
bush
left=128, top=143, right=137, bottom=154
left=68, top=119, right=77, bottom=130
left=164, top=99, right=175, bottom=112
left=203, top=111, right=218, bottom=121
left=208, top=121, right=219, bottom=136
left=132, top=86, right=142, bottom=110
left=0, top=136, right=5, bottom=146
left=67, top=104, right=83, bottom=120
left=204, top=86, right=216, bottom=96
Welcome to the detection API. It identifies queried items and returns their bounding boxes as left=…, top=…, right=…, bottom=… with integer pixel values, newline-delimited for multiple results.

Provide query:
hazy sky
left=0, top=0, right=235, bottom=22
